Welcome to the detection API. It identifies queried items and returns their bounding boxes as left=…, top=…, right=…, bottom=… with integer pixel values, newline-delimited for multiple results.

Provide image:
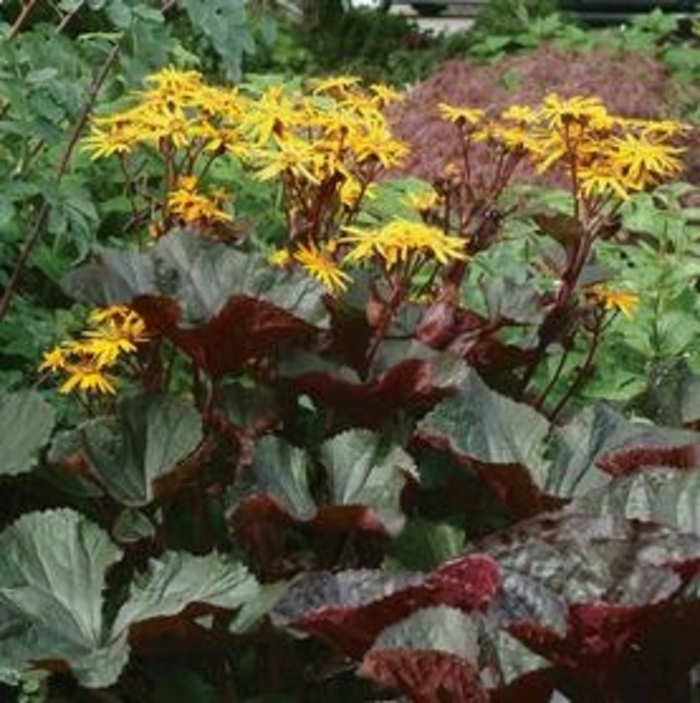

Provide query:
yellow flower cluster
left=167, top=176, right=233, bottom=228
left=440, top=93, right=687, bottom=201
left=83, top=69, right=414, bottom=291
left=40, top=306, right=148, bottom=395
left=83, top=67, right=249, bottom=159
left=342, top=219, right=468, bottom=269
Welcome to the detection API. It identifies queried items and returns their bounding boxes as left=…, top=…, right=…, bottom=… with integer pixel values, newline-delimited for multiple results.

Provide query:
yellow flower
left=405, top=188, right=441, bottom=213
left=539, top=94, right=612, bottom=130
left=342, top=219, right=468, bottom=268
left=59, top=360, right=118, bottom=396
left=438, top=103, right=485, bottom=126
left=311, top=75, right=362, bottom=97
left=40, top=305, right=149, bottom=396
left=587, top=286, right=640, bottom=318
left=39, top=345, right=69, bottom=373
left=606, top=133, right=685, bottom=188
left=167, top=182, right=234, bottom=226
left=293, top=242, right=351, bottom=294
left=268, top=248, right=292, bottom=267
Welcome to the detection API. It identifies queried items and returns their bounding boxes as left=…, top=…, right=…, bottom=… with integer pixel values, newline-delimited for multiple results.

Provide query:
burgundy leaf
left=132, top=294, right=316, bottom=378
left=291, top=357, right=452, bottom=429
left=480, top=511, right=700, bottom=698
left=597, top=442, right=700, bottom=476
left=272, top=555, right=500, bottom=658
left=359, top=648, right=488, bottom=703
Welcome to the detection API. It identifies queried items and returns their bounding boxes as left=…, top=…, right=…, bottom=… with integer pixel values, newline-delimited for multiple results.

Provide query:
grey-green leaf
left=80, top=393, right=203, bottom=506
left=418, top=369, right=551, bottom=480
left=0, top=390, right=55, bottom=476
left=0, top=509, right=125, bottom=687
left=321, top=430, right=418, bottom=535
left=253, top=436, right=317, bottom=522
left=113, top=551, right=259, bottom=635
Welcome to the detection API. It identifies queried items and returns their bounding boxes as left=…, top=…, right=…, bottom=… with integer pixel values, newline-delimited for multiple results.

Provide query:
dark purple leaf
left=132, top=294, right=317, bottom=379
left=597, top=442, right=700, bottom=476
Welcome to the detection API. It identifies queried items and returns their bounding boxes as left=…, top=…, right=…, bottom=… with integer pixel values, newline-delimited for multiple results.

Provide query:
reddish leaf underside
left=596, top=442, right=700, bottom=476
left=290, top=358, right=452, bottom=429
left=275, top=555, right=500, bottom=658
left=132, top=294, right=316, bottom=378
left=359, top=648, right=489, bottom=703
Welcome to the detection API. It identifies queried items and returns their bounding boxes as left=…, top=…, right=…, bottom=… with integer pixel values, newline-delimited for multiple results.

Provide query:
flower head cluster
left=503, top=94, right=686, bottom=199
left=40, top=306, right=149, bottom=395
left=242, top=75, right=407, bottom=214
left=439, top=94, right=687, bottom=202
left=342, top=219, right=468, bottom=270
left=167, top=176, right=233, bottom=229
left=83, top=67, right=251, bottom=159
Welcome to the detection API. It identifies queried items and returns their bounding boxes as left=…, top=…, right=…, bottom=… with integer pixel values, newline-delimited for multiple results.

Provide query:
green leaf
left=418, top=369, right=551, bottom=480
left=0, top=509, right=127, bottom=688
left=371, top=605, right=480, bottom=659
left=252, top=436, right=316, bottom=522
left=229, top=581, right=287, bottom=634
left=79, top=393, right=203, bottom=506
left=0, top=509, right=259, bottom=687
left=0, top=390, right=55, bottom=476
left=321, top=430, right=418, bottom=535
left=386, top=518, right=465, bottom=572
left=153, top=668, right=215, bottom=703
left=181, top=0, right=253, bottom=80
left=113, top=551, right=258, bottom=634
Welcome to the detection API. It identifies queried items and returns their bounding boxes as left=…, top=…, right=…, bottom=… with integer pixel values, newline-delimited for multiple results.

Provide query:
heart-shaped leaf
left=477, top=510, right=700, bottom=698
left=0, top=509, right=126, bottom=687
left=419, top=369, right=551, bottom=476
left=63, top=230, right=328, bottom=327
left=271, top=555, right=500, bottom=658
left=574, top=467, right=700, bottom=534
left=76, top=393, right=203, bottom=506
left=113, top=551, right=258, bottom=635
left=320, top=430, right=418, bottom=536
left=0, top=509, right=258, bottom=688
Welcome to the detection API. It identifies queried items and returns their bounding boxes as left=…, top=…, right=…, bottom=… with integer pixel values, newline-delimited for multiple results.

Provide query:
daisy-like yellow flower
left=405, top=188, right=442, bottom=213
left=606, top=132, right=685, bottom=189
left=59, top=360, right=118, bottom=396
left=39, top=345, right=70, bottom=373
left=310, top=74, right=363, bottom=97
left=40, top=305, right=149, bottom=396
left=587, top=286, right=640, bottom=318
left=538, top=94, right=612, bottom=130
left=167, top=177, right=234, bottom=227
left=342, top=219, right=468, bottom=269
left=88, top=305, right=149, bottom=343
left=438, top=103, right=485, bottom=127
left=293, top=242, right=351, bottom=294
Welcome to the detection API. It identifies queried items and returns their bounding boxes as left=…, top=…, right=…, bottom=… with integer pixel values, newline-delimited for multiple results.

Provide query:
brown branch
left=9, top=0, right=39, bottom=40
left=0, top=42, right=121, bottom=320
